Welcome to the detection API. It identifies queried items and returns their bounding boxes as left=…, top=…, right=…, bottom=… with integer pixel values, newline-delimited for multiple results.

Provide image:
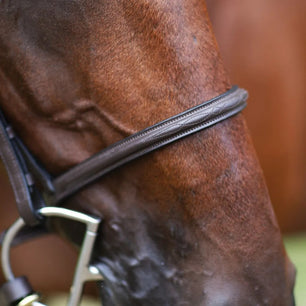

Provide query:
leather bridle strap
left=0, top=111, right=43, bottom=226
left=0, top=86, right=247, bottom=305
left=0, top=86, right=247, bottom=227
left=52, top=86, right=248, bottom=203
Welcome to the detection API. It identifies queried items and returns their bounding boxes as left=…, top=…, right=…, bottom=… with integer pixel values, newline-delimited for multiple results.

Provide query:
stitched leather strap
left=52, top=86, right=248, bottom=203
left=0, top=111, right=43, bottom=226
left=0, top=86, right=248, bottom=228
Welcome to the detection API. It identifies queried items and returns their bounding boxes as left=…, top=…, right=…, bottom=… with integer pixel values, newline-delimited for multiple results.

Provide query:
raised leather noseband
left=0, top=86, right=247, bottom=227
left=53, top=86, right=247, bottom=203
left=0, top=85, right=247, bottom=306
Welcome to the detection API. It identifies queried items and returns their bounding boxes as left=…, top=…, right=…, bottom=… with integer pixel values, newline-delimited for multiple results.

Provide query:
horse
left=0, top=1, right=295, bottom=305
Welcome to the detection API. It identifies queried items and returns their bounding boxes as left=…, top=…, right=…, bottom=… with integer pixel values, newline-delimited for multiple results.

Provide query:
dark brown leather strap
left=0, top=86, right=247, bottom=228
left=0, top=111, right=42, bottom=226
left=52, top=86, right=248, bottom=203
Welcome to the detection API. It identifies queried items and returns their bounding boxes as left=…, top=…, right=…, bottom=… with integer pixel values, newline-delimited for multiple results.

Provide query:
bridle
left=0, top=86, right=247, bottom=305
left=0, top=86, right=248, bottom=305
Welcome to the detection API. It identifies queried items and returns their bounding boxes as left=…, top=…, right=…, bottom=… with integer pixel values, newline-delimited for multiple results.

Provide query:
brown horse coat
left=0, top=1, right=295, bottom=305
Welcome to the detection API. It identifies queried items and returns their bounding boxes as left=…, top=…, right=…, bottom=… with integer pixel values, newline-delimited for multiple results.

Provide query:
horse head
left=0, top=1, right=295, bottom=305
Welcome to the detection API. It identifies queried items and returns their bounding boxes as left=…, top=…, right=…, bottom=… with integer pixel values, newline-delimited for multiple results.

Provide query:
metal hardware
left=0, top=276, right=38, bottom=306
left=1, top=207, right=103, bottom=306
left=17, top=293, right=43, bottom=306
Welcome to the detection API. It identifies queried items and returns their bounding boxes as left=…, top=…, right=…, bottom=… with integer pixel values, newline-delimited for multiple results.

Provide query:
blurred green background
left=284, top=234, right=306, bottom=306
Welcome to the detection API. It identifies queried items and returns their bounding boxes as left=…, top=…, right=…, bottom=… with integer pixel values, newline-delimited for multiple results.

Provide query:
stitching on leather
left=54, top=99, right=246, bottom=201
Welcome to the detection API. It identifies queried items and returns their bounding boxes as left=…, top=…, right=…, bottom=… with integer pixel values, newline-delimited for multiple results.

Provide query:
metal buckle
left=1, top=207, right=103, bottom=306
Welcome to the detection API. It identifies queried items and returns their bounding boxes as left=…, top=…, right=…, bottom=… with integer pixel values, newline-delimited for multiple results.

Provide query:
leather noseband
left=0, top=85, right=247, bottom=227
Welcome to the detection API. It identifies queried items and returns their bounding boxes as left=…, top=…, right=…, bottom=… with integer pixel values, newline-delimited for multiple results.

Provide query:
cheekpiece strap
left=0, top=110, right=44, bottom=226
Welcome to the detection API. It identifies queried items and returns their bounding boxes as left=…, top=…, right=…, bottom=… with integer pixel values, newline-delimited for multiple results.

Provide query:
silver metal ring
left=1, top=207, right=103, bottom=306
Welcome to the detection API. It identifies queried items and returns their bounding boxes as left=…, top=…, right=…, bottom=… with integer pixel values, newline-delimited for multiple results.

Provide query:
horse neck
left=0, top=1, right=295, bottom=305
